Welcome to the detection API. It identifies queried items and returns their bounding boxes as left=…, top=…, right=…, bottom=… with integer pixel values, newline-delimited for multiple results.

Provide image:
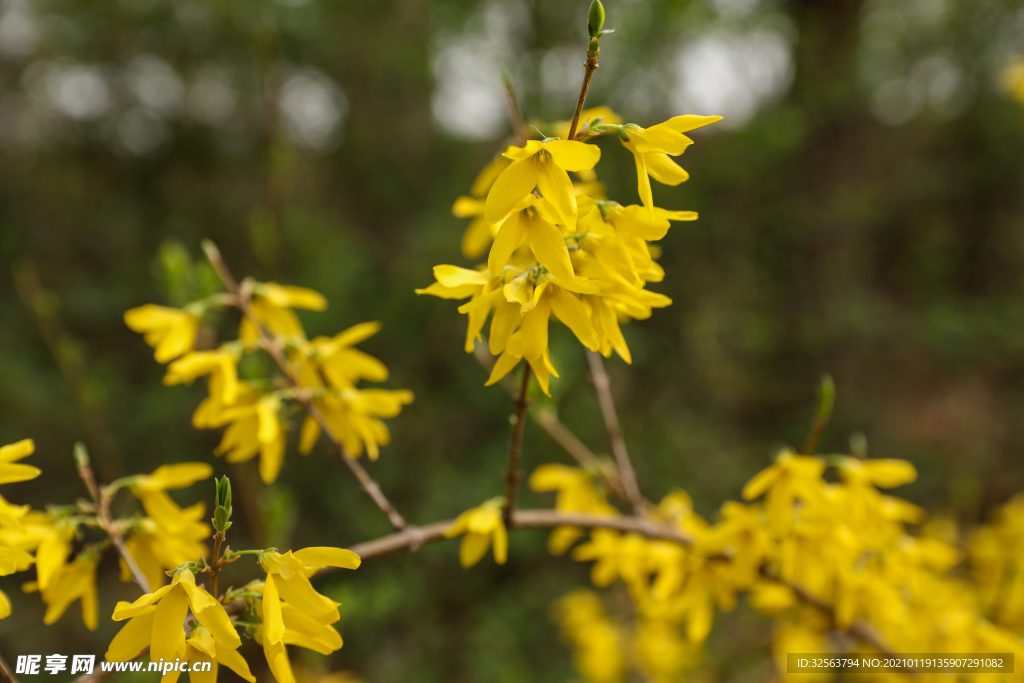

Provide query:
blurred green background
left=2, top=0, right=1024, bottom=680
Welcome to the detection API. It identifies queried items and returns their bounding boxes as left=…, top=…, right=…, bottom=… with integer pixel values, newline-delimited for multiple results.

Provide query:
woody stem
left=209, top=531, right=224, bottom=599
left=567, top=52, right=599, bottom=141
left=504, top=365, right=532, bottom=527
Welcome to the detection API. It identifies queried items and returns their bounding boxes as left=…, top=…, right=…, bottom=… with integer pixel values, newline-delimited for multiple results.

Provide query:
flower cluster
left=537, top=449, right=1024, bottom=682
left=0, top=439, right=41, bottom=620
left=418, top=107, right=720, bottom=394
left=126, top=280, right=413, bottom=483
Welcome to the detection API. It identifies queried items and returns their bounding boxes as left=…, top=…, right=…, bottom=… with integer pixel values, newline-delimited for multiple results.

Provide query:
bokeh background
left=2, top=0, right=1024, bottom=680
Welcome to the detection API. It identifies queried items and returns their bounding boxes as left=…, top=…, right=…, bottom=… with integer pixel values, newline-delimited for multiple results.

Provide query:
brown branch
left=208, top=531, right=225, bottom=599
left=504, top=365, right=532, bottom=527
left=201, top=240, right=407, bottom=531
left=473, top=345, right=626, bottom=498
left=586, top=352, right=644, bottom=515
left=566, top=53, right=599, bottom=141
left=0, top=652, right=20, bottom=683
left=75, top=445, right=151, bottom=594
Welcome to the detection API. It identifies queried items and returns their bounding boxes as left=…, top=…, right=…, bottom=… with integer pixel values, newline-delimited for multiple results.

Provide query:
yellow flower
left=301, top=388, right=414, bottom=461
left=484, top=138, right=601, bottom=234
left=530, top=465, right=613, bottom=554
left=254, top=596, right=347, bottom=683
left=34, top=554, right=98, bottom=630
left=259, top=547, right=361, bottom=643
left=617, top=115, right=721, bottom=213
left=106, top=567, right=241, bottom=664
left=488, top=194, right=577, bottom=280
left=122, top=509, right=211, bottom=590
left=741, top=449, right=825, bottom=534
left=554, top=589, right=627, bottom=683
left=182, top=625, right=256, bottom=683
left=124, top=304, right=200, bottom=363
left=164, top=347, right=241, bottom=404
left=444, top=499, right=508, bottom=567
left=131, top=462, right=214, bottom=534
left=240, top=282, right=327, bottom=343
left=297, top=321, right=388, bottom=390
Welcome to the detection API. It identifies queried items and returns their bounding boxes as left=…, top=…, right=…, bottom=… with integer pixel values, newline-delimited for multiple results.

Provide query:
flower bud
left=213, top=475, right=233, bottom=532
left=588, top=0, right=605, bottom=39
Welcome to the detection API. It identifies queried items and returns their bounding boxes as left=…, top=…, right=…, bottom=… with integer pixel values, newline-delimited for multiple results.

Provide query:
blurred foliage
left=2, top=0, right=1024, bottom=680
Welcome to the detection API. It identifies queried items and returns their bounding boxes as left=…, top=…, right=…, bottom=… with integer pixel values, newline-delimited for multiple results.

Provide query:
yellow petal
left=461, top=217, right=495, bottom=259
left=644, top=152, right=690, bottom=185
left=459, top=533, right=491, bottom=567
left=214, top=646, right=256, bottom=683
left=549, top=288, right=598, bottom=351
left=111, top=583, right=175, bottom=620
left=544, top=140, right=601, bottom=172
left=630, top=124, right=692, bottom=155
left=150, top=584, right=189, bottom=663
left=488, top=301, right=522, bottom=355
left=536, top=162, right=578, bottom=232
left=485, top=350, right=522, bottom=387
left=632, top=151, right=654, bottom=212
left=521, top=295, right=552, bottom=361
left=484, top=156, right=540, bottom=225
left=136, top=463, right=214, bottom=492
left=262, top=637, right=296, bottom=683
left=660, top=114, right=723, bottom=133
left=293, top=547, right=362, bottom=570
left=0, top=463, right=41, bottom=485
left=298, top=415, right=320, bottom=455
left=262, top=283, right=327, bottom=311
left=0, top=439, right=34, bottom=463
left=0, top=589, right=9, bottom=619
left=492, top=524, right=508, bottom=565
left=433, top=265, right=490, bottom=288
left=106, top=611, right=155, bottom=661
left=451, top=195, right=484, bottom=218
left=526, top=219, right=575, bottom=281
left=863, top=459, right=917, bottom=488
left=488, top=211, right=528, bottom=276
left=262, top=573, right=285, bottom=644
left=259, top=432, right=286, bottom=484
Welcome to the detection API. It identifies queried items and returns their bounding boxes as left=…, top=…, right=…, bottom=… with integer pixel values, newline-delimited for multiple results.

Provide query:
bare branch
left=586, top=352, right=644, bottom=515
left=0, top=652, right=20, bottom=683
left=504, top=366, right=532, bottom=527
left=201, top=240, right=407, bottom=531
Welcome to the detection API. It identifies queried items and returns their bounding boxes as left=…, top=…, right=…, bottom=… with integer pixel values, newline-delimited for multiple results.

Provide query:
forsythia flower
left=257, top=547, right=361, bottom=683
left=124, top=305, right=200, bottom=363
left=122, top=508, right=211, bottom=590
left=484, top=138, right=601, bottom=234
left=183, top=625, right=256, bottom=683
left=444, top=498, right=508, bottom=567
left=616, top=115, right=721, bottom=213
left=130, top=462, right=214, bottom=534
left=0, top=439, right=40, bottom=620
left=107, top=567, right=242, bottom=665
left=554, top=590, right=627, bottom=683
left=530, top=464, right=614, bottom=554
left=32, top=553, right=99, bottom=630
left=240, top=282, right=327, bottom=342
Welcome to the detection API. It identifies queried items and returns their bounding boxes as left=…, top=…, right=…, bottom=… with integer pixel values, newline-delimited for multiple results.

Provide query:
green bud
left=73, top=442, right=90, bottom=469
left=214, top=507, right=232, bottom=533
left=587, top=0, right=605, bottom=39
left=216, top=475, right=232, bottom=511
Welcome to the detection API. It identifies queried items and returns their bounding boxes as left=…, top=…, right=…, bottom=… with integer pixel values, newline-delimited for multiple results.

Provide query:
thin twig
left=0, top=652, right=20, bottom=683
left=201, top=240, right=408, bottom=531
left=500, top=71, right=528, bottom=144
left=208, top=531, right=225, bottom=599
left=586, top=352, right=644, bottom=515
left=473, top=345, right=625, bottom=497
left=566, top=53, right=599, bottom=141
left=504, top=365, right=532, bottom=527
left=75, top=445, right=151, bottom=594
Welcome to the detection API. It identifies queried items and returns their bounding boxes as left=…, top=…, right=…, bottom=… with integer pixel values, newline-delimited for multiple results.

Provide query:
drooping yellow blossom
left=484, top=138, right=601, bottom=235
left=741, top=449, right=826, bottom=534
left=617, top=116, right=721, bottom=213
left=0, top=439, right=39, bottom=621
left=106, top=567, right=241, bottom=664
left=301, top=389, right=414, bottom=461
left=31, top=553, right=99, bottom=630
left=240, top=282, right=327, bottom=342
left=130, top=462, right=214, bottom=534
left=180, top=625, right=256, bottom=683
left=256, top=547, right=360, bottom=683
left=164, top=347, right=241, bottom=404
left=444, top=498, right=508, bottom=567
left=194, top=381, right=288, bottom=483
left=122, top=507, right=211, bottom=590
left=296, top=322, right=388, bottom=390
left=530, top=464, right=614, bottom=554
left=554, top=589, right=627, bottom=683
left=124, top=305, right=200, bottom=363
